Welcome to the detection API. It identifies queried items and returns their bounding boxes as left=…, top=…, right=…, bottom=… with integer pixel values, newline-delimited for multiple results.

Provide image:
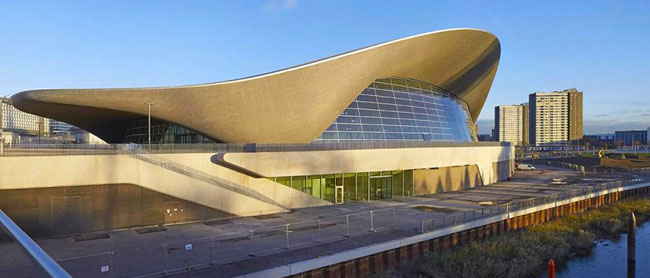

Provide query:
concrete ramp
left=0, top=153, right=328, bottom=216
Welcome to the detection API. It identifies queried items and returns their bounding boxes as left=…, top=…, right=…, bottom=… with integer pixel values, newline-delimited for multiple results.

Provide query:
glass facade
left=269, top=169, right=414, bottom=203
left=315, top=77, right=477, bottom=142
left=123, top=118, right=217, bottom=144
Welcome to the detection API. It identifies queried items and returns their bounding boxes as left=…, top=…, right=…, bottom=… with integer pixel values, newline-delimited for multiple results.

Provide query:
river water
left=540, top=222, right=650, bottom=278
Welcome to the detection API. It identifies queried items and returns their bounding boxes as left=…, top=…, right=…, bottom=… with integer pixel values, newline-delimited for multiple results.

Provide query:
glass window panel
left=337, top=124, right=362, bottom=132
left=375, top=82, right=392, bottom=90
left=376, top=96, right=395, bottom=104
left=343, top=173, right=356, bottom=202
left=375, top=89, right=394, bottom=97
left=342, top=108, right=359, bottom=116
left=391, top=85, right=408, bottom=92
left=396, top=106, right=413, bottom=113
left=357, top=102, right=379, bottom=110
left=275, top=177, right=291, bottom=187
left=404, top=170, right=413, bottom=196
left=378, top=104, right=397, bottom=111
left=392, top=170, right=404, bottom=197
left=362, top=88, right=376, bottom=95
left=360, top=117, right=381, bottom=124
left=359, top=109, right=380, bottom=117
left=321, top=132, right=338, bottom=139
left=307, top=175, right=323, bottom=198
left=414, top=113, right=428, bottom=120
left=326, top=124, right=337, bottom=131
left=401, top=126, right=417, bottom=133
left=403, top=133, right=421, bottom=140
left=357, top=95, right=376, bottom=102
left=398, top=112, right=415, bottom=119
left=362, top=124, right=383, bottom=132
left=356, top=172, right=369, bottom=201
left=395, top=100, right=412, bottom=107
left=411, top=101, right=425, bottom=108
left=363, top=133, right=384, bottom=140
left=382, top=118, right=401, bottom=125
left=338, top=132, right=363, bottom=140
left=385, top=133, right=403, bottom=140
left=323, top=174, right=336, bottom=203
left=391, top=78, right=407, bottom=86
left=393, top=91, right=409, bottom=100
left=337, top=116, right=360, bottom=124
left=406, top=79, right=420, bottom=88
left=416, top=120, right=429, bottom=127
left=409, top=93, right=424, bottom=101
left=380, top=111, right=399, bottom=118
left=400, top=119, right=416, bottom=126
left=383, top=125, right=402, bottom=132
left=291, top=176, right=306, bottom=192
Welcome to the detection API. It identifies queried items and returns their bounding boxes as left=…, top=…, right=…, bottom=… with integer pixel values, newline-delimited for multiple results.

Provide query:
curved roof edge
left=11, top=28, right=500, bottom=143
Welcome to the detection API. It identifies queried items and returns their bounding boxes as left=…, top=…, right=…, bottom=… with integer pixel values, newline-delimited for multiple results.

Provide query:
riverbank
left=381, top=197, right=650, bottom=278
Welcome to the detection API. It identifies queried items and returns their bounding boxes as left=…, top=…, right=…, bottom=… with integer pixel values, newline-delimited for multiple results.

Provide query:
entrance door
left=370, top=172, right=392, bottom=200
left=334, top=186, right=344, bottom=204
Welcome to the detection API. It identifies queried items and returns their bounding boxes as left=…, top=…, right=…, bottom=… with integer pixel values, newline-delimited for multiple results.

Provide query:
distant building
left=50, top=120, right=75, bottom=136
left=494, top=103, right=529, bottom=146
left=477, top=134, right=493, bottom=141
left=614, top=130, right=648, bottom=146
left=1, top=97, right=50, bottom=142
left=529, top=88, right=583, bottom=146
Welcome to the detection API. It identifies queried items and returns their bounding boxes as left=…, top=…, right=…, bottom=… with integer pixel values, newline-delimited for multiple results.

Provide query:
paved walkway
left=0, top=165, right=644, bottom=278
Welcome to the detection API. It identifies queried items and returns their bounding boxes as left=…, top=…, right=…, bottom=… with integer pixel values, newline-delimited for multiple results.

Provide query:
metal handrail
left=0, top=209, right=71, bottom=278
left=1, top=141, right=510, bottom=156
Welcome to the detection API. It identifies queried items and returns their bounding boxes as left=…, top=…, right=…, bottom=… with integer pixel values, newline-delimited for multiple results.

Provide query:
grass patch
left=382, top=197, right=650, bottom=278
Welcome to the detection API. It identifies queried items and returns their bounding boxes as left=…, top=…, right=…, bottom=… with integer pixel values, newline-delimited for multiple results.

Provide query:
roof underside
left=11, top=28, right=500, bottom=143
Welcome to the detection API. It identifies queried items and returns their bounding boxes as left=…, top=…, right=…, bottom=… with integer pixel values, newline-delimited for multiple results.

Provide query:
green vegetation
left=382, top=197, right=650, bottom=278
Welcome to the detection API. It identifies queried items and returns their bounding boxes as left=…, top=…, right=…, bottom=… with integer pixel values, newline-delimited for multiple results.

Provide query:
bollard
left=420, top=220, right=426, bottom=234
left=628, top=212, right=636, bottom=262
left=370, top=211, right=375, bottom=232
left=548, top=259, right=555, bottom=278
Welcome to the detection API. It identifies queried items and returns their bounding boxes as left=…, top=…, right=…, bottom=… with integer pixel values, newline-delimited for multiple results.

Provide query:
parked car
left=517, top=163, right=536, bottom=170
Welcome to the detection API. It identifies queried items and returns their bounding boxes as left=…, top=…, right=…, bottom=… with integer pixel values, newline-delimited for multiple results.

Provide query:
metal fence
left=0, top=177, right=647, bottom=278
left=1, top=141, right=509, bottom=156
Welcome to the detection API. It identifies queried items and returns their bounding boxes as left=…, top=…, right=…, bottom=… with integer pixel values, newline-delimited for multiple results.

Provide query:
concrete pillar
left=357, top=257, right=370, bottom=278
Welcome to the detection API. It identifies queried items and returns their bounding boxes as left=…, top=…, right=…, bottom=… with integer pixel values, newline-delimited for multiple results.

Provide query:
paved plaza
left=0, top=165, right=644, bottom=278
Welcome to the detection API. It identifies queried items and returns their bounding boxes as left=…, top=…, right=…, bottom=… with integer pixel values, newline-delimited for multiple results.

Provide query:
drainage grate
left=411, top=205, right=458, bottom=213
left=135, top=226, right=168, bottom=234
left=74, top=233, right=110, bottom=242
left=204, top=219, right=233, bottom=226
left=253, top=214, right=281, bottom=220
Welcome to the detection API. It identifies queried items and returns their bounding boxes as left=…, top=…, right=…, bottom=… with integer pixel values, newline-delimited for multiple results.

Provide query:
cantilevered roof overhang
left=11, top=28, right=500, bottom=143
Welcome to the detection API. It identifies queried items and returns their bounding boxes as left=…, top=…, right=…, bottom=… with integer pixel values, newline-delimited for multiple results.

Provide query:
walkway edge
left=235, top=181, right=650, bottom=278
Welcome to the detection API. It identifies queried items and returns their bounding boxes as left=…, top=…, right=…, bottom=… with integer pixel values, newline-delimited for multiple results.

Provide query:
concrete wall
left=413, top=164, right=482, bottom=195
left=221, top=145, right=514, bottom=185
left=0, top=184, right=230, bottom=238
left=0, top=154, right=327, bottom=216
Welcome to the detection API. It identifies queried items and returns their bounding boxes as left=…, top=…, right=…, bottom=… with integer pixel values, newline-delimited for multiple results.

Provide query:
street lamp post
left=145, top=103, right=154, bottom=149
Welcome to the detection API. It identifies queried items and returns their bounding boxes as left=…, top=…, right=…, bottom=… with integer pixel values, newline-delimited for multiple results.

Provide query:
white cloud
left=263, top=0, right=298, bottom=12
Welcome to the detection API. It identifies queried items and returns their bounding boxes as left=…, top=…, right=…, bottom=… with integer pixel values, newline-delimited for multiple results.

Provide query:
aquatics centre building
left=4, top=28, right=513, bottom=233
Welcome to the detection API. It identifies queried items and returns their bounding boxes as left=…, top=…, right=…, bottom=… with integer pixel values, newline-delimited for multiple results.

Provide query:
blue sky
left=1, top=0, right=648, bottom=134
